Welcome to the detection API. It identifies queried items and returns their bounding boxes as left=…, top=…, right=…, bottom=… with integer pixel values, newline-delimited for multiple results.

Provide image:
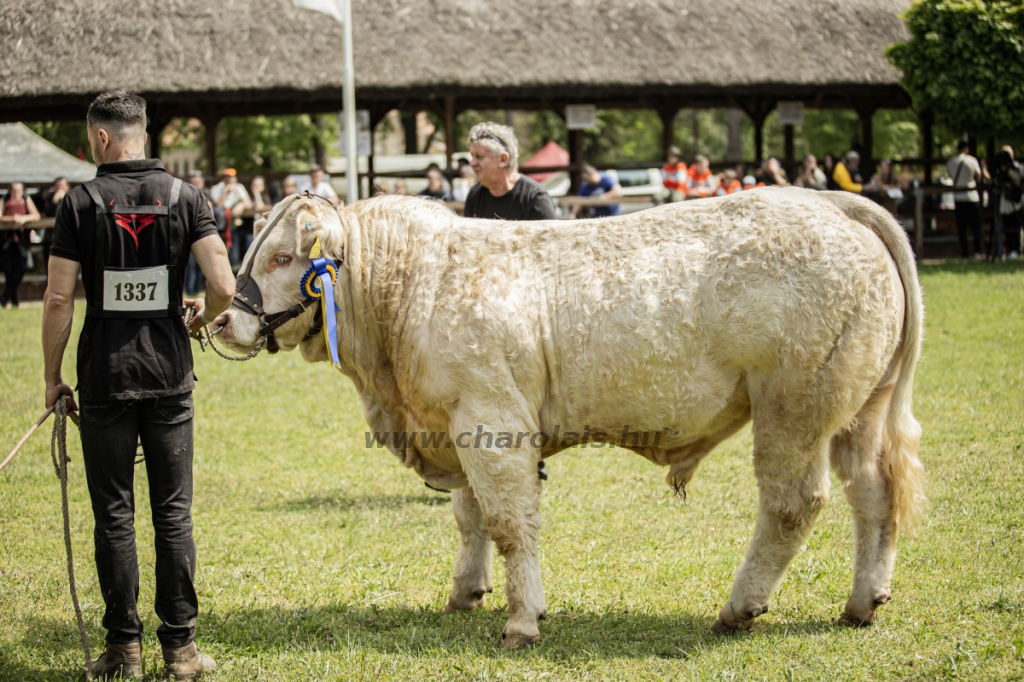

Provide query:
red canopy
left=521, top=140, right=569, bottom=183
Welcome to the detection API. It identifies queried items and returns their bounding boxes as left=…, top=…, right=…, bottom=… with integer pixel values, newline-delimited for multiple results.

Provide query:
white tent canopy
left=0, top=123, right=96, bottom=184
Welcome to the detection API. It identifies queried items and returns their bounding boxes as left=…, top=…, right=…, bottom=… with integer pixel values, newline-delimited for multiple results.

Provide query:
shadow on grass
left=7, top=616, right=104, bottom=681
left=267, top=491, right=451, bottom=513
left=199, top=603, right=840, bottom=661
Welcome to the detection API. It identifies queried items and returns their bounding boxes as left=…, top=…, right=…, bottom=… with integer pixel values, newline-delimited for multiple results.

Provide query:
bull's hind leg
left=713, top=417, right=833, bottom=633
left=452, top=409, right=546, bottom=648
left=444, top=486, right=494, bottom=612
left=830, top=385, right=898, bottom=626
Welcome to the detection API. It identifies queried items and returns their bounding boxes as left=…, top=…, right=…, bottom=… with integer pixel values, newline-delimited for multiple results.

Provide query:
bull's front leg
left=444, top=486, right=494, bottom=612
left=452, top=410, right=546, bottom=648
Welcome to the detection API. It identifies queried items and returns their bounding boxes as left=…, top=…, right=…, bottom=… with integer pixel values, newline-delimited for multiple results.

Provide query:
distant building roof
left=0, top=123, right=96, bottom=184
left=0, top=0, right=912, bottom=121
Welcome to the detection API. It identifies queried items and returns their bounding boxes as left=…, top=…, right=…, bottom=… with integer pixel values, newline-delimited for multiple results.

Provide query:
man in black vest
left=41, top=91, right=235, bottom=680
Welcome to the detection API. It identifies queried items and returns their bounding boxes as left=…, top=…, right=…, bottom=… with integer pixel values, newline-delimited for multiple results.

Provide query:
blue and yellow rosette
left=301, top=236, right=342, bottom=369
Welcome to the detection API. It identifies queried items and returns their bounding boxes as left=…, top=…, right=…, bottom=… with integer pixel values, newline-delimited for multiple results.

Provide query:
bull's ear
left=254, top=214, right=268, bottom=236
left=294, top=201, right=346, bottom=261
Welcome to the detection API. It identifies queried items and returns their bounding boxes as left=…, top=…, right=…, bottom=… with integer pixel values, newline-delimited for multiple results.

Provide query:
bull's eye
left=274, top=256, right=292, bottom=266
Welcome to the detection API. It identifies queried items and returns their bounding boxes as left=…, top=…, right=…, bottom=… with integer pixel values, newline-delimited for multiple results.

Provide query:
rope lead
left=50, top=396, right=91, bottom=677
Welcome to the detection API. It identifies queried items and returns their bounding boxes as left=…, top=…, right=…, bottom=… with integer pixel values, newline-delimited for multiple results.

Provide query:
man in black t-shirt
left=463, top=122, right=557, bottom=222
left=462, top=122, right=554, bottom=483
left=41, top=91, right=234, bottom=680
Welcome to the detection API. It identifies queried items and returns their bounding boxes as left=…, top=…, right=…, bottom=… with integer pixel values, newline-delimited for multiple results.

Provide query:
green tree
left=887, top=0, right=1024, bottom=140
left=215, top=115, right=335, bottom=173
left=25, top=121, right=90, bottom=161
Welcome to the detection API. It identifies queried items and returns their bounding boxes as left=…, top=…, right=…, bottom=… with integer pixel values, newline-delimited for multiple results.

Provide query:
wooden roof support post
left=783, top=123, right=795, bottom=175
left=146, top=110, right=172, bottom=162
left=444, top=96, right=456, bottom=171
left=734, top=97, right=775, bottom=164
left=367, top=106, right=393, bottom=196
left=857, top=105, right=877, bottom=173
left=656, top=105, right=679, bottom=161
left=568, top=128, right=584, bottom=196
left=401, top=111, right=419, bottom=154
left=201, top=114, right=221, bottom=178
left=920, top=110, right=934, bottom=185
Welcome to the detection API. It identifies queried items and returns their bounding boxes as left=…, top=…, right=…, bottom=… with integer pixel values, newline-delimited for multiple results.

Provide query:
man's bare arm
left=187, top=233, right=235, bottom=330
left=42, top=256, right=81, bottom=409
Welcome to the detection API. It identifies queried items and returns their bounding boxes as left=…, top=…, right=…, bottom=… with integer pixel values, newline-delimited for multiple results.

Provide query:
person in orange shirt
left=715, top=170, right=742, bottom=196
left=658, top=145, right=688, bottom=204
left=687, top=155, right=717, bottom=197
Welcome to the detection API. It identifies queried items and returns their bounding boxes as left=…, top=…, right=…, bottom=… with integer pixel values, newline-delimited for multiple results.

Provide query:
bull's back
left=525, top=190, right=903, bottom=435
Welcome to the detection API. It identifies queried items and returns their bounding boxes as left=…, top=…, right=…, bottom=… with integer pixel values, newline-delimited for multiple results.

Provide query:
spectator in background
left=795, top=155, right=827, bottom=190
left=0, top=182, right=41, bottom=308
left=308, top=165, right=339, bottom=205
left=658, top=145, right=688, bottom=204
left=187, top=171, right=208, bottom=196
left=281, top=176, right=298, bottom=200
left=687, top=155, right=718, bottom=197
left=419, top=167, right=451, bottom=201
left=947, top=140, right=986, bottom=260
left=571, top=163, right=622, bottom=218
left=758, top=157, right=790, bottom=187
left=742, top=175, right=763, bottom=190
left=822, top=153, right=839, bottom=190
left=250, top=175, right=271, bottom=212
left=393, top=179, right=409, bottom=196
left=231, top=175, right=270, bottom=264
left=867, top=159, right=903, bottom=215
left=464, top=121, right=556, bottom=222
left=425, top=162, right=453, bottom=198
left=40, top=176, right=70, bottom=272
left=210, top=168, right=251, bottom=265
left=832, top=151, right=865, bottom=194
left=42, top=176, right=69, bottom=217
left=371, top=180, right=391, bottom=197
left=452, top=164, right=477, bottom=202
left=994, top=148, right=1022, bottom=260
left=716, top=170, right=741, bottom=196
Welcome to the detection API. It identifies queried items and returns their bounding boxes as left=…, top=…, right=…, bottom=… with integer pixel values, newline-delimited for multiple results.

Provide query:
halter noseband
left=231, top=192, right=341, bottom=354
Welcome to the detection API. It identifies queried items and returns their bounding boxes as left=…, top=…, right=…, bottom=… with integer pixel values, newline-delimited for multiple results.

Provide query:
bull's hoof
left=712, top=602, right=767, bottom=634
left=443, top=587, right=491, bottom=613
left=500, top=627, right=540, bottom=648
left=837, top=610, right=876, bottom=627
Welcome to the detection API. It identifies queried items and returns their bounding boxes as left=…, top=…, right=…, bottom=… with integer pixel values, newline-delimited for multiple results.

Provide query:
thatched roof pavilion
left=0, top=0, right=916, bottom=177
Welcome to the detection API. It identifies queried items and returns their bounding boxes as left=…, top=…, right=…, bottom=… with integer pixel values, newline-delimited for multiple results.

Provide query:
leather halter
left=231, top=192, right=341, bottom=354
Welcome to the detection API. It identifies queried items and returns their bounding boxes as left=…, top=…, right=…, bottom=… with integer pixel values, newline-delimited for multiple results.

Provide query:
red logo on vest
left=113, top=213, right=156, bottom=249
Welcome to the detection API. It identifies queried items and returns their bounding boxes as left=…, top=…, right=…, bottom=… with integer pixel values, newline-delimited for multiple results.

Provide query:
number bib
left=103, top=266, right=170, bottom=313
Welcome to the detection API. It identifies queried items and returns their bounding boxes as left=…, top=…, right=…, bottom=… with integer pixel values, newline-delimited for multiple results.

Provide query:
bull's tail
left=820, top=191, right=926, bottom=530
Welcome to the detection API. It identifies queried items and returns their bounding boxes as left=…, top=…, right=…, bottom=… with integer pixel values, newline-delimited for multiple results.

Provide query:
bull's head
left=215, top=194, right=349, bottom=362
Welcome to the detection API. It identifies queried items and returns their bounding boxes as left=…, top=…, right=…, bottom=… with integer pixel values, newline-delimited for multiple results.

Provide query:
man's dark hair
left=87, top=90, right=147, bottom=140
left=581, top=163, right=598, bottom=175
left=957, top=140, right=970, bottom=153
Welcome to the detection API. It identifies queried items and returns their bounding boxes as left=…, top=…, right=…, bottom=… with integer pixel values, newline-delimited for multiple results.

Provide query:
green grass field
left=1, top=262, right=1022, bottom=681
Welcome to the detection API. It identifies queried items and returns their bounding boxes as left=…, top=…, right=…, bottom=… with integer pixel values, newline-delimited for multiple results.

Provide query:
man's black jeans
left=79, top=392, right=198, bottom=648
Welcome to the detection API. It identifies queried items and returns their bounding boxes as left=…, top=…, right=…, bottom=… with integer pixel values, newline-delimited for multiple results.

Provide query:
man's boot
left=86, top=641, right=142, bottom=679
left=162, top=641, right=217, bottom=680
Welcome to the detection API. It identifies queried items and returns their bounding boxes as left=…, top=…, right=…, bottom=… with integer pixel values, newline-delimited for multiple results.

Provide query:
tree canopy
left=887, top=0, right=1024, bottom=140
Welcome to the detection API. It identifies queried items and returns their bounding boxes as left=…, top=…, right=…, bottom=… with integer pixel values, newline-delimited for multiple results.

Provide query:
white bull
left=216, top=188, right=924, bottom=646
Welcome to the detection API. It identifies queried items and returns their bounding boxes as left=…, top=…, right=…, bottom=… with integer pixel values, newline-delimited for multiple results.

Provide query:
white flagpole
left=340, top=0, right=358, bottom=203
